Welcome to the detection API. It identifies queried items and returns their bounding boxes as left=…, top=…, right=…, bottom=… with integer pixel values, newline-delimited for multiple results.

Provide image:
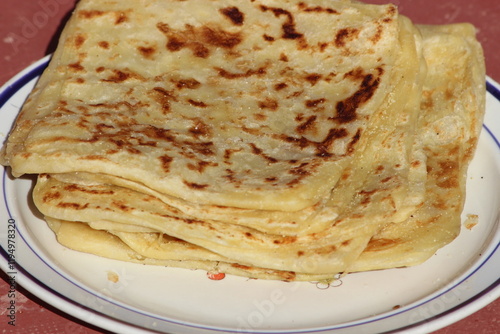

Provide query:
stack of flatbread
left=1, top=0, right=485, bottom=281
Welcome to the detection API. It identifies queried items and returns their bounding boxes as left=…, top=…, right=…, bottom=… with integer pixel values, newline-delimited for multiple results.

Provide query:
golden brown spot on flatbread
left=340, top=169, right=351, bottom=181
left=42, top=191, right=62, bottom=202
left=63, top=184, right=114, bottom=195
left=223, top=148, right=241, bottom=162
left=325, top=72, right=337, bottom=82
left=386, top=5, right=397, bottom=17
left=346, top=128, right=362, bottom=154
left=183, top=141, right=215, bottom=156
left=335, top=28, right=360, bottom=48
left=341, top=239, right=351, bottom=247
left=318, top=42, right=328, bottom=52
left=156, top=22, right=170, bottom=34
left=249, top=143, right=278, bottom=164
left=258, top=98, right=278, bottom=111
left=432, top=198, right=448, bottom=210
left=279, top=271, right=297, bottom=282
left=286, top=178, right=301, bottom=187
left=138, top=46, right=156, bottom=59
left=165, top=35, right=186, bottom=52
left=94, top=123, right=114, bottom=132
left=273, top=236, right=297, bottom=244
left=296, top=115, right=317, bottom=134
left=98, top=41, right=110, bottom=49
left=298, top=2, right=339, bottom=14
left=56, top=202, right=89, bottom=210
left=151, top=87, right=177, bottom=113
left=187, top=161, right=218, bottom=173
left=183, top=181, right=209, bottom=190
left=142, top=126, right=175, bottom=142
left=410, top=160, right=421, bottom=169
left=159, top=155, right=173, bottom=173
left=74, top=34, right=86, bottom=48
left=253, top=113, right=267, bottom=121
left=259, top=5, right=304, bottom=42
left=421, top=91, right=434, bottom=110
left=263, top=34, right=275, bottom=42
left=79, top=154, right=108, bottom=161
left=436, top=160, right=459, bottom=188
left=445, top=89, right=454, bottom=101
left=417, top=215, right=440, bottom=228
left=370, top=25, right=384, bottom=44
left=215, top=66, right=267, bottom=79
left=223, top=168, right=241, bottom=186
left=305, top=73, right=322, bottom=86
left=288, top=91, right=304, bottom=99
left=288, top=162, right=311, bottom=177
left=102, top=70, right=135, bottom=83
left=181, top=218, right=209, bottom=228
left=89, top=101, right=148, bottom=113
left=344, top=67, right=365, bottom=81
left=111, top=200, right=132, bottom=212
left=313, top=244, right=338, bottom=255
left=274, top=82, right=288, bottom=91
left=278, top=127, right=348, bottom=157
left=448, top=146, right=460, bottom=156
left=78, top=10, right=105, bottom=19
left=189, top=120, right=211, bottom=137
left=331, top=71, right=381, bottom=124
left=192, top=44, right=211, bottom=58
left=203, top=26, right=242, bottom=48
left=220, top=6, right=244, bottom=25
left=187, top=99, right=208, bottom=108
left=157, top=23, right=242, bottom=58
left=305, top=98, right=326, bottom=108
left=316, top=128, right=349, bottom=157
left=381, top=176, right=393, bottom=183
left=68, top=62, right=84, bottom=72
left=463, top=138, right=478, bottom=162
left=114, top=11, right=128, bottom=25
left=173, top=78, right=201, bottom=90
left=359, top=189, right=377, bottom=205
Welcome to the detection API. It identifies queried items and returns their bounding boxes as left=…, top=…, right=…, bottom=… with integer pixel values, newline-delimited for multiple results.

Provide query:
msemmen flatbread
left=1, top=0, right=485, bottom=281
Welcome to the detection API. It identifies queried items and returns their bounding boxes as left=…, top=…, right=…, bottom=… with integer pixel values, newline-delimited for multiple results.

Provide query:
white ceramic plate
left=0, top=56, right=499, bottom=334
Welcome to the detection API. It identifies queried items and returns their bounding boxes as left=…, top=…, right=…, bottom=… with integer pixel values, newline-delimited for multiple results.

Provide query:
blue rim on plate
left=0, top=56, right=499, bottom=334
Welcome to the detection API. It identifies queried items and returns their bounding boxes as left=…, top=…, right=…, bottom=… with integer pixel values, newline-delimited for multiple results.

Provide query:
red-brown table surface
left=0, top=1, right=498, bottom=333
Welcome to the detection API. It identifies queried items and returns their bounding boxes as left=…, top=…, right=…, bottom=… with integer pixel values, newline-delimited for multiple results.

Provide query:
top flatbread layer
left=2, top=0, right=403, bottom=210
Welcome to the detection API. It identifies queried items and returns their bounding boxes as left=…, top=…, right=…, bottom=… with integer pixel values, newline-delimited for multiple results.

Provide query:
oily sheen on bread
left=1, top=0, right=485, bottom=281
